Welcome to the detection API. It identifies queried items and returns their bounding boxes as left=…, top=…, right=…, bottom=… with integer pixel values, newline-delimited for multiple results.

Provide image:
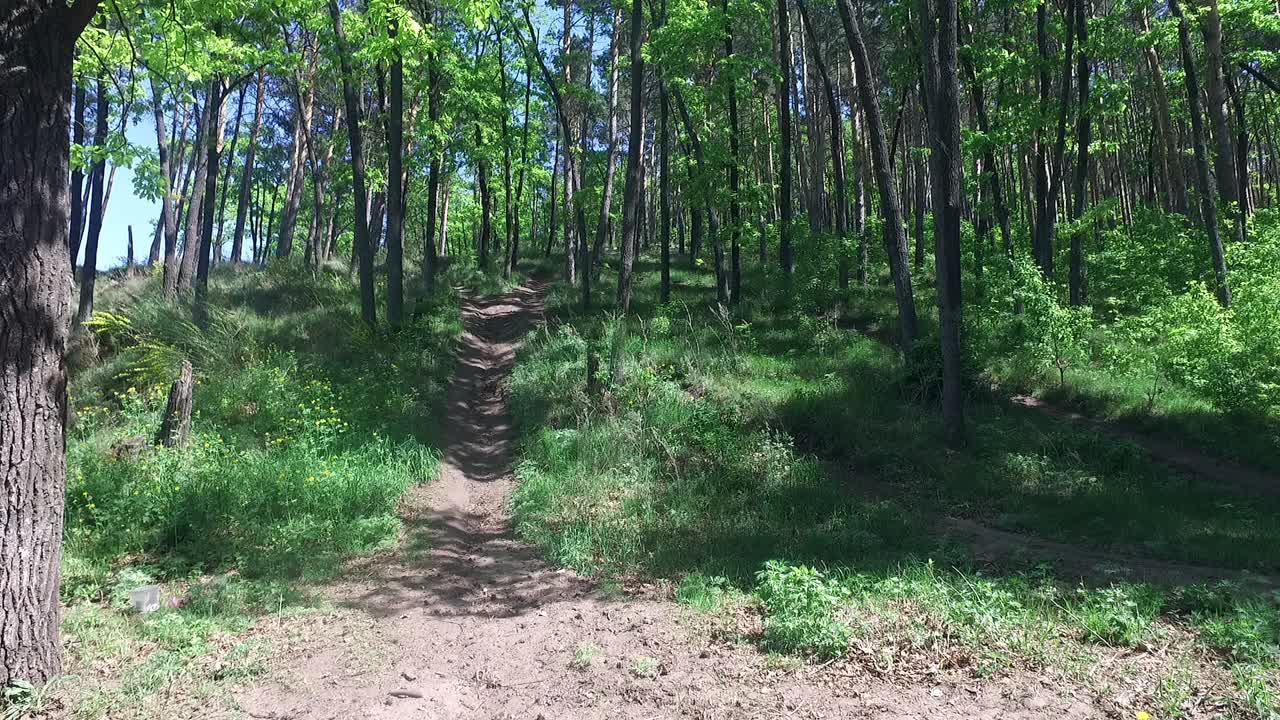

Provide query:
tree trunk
left=919, top=0, right=965, bottom=447
left=423, top=49, right=442, bottom=293
left=76, top=76, right=108, bottom=325
left=0, top=0, right=100, bottom=686
left=213, top=83, right=247, bottom=266
left=617, top=0, right=646, bottom=313
left=328, top=0, right=377, bottom=324
left=1169, top=0, right=1231, bottom=306
left=834, top=0, right=918, bottom=348
left=195, top=78, right=227, bottom=325
left=593, top=7, right=625, bottom=280
left=277, top=60, right=315, bottom=259
left=231, top=70, right=265, bottom=265
left=156, top=359, right=194, bottom=448
left=778, top=0, right=795, bottom=275
left=1068, top=0, right=1091, bottom=306
left=68, top=82, right=87, bottom=267
left=387, top=17, right=405, bottom=325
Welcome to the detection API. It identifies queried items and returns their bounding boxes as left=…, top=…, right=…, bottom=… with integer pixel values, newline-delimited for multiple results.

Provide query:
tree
left=834, top=0, right=918, bottom=348
left=919, top=0, right=965, bottom=446
left=0, top=0, right=101, bottom=687
left=328, top=0, right=377, bottom=325
left=617, top=0, right=646, bottom=313
left=1169, top=0, right=1231, bottom=307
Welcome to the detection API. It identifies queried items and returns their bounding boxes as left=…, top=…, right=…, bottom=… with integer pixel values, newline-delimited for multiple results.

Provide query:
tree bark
left=0, top=0, right=100, bottom=686
left=834, top=0, right=918, bottom=348
left=328, top=0, right=377, bottom=324
left=156, top=359, right=194, bottom=448
left=919, top=0, right=965, bottom=447
left=777, top=0, right=795, bottom=275
left=76, top=76, right=108, bottom=325
left=1170, top=0, right=1231, bottom=306
left=617, top=0, right=646, bottom=313
left=1068, top=0, right=1091, bottom=306
left=387, top=17, right=405, bottom=325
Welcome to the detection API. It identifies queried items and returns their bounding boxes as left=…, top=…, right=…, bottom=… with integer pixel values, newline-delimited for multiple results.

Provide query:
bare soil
left=231, top=282, right=1112, bottom=720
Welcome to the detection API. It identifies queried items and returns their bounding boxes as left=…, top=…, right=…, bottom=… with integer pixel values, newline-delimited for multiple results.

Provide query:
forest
left=2, top=0, right=1280, bottom=715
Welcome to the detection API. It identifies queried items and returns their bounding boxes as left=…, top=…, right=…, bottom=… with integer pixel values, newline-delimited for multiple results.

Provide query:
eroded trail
left=236, top=281, right=1105, bottom=720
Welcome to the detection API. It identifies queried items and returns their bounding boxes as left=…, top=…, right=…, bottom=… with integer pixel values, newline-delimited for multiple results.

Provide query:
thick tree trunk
left=195, top=78, right=227, bottom=325
left=0, top=0, right=100, bottom=686
left=834, top=0, right=918, bottom=348
left=1201, top=0, right=1245, bottom=243
left=177, top=95, right=214, bottom=292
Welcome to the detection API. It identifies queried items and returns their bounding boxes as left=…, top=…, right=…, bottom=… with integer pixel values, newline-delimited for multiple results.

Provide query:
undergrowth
left=509, top=257, right=1280, bottom=717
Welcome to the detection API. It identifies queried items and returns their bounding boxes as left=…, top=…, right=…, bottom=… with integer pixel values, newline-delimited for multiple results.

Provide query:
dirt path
left=234, top=282, right=1107, bottom=720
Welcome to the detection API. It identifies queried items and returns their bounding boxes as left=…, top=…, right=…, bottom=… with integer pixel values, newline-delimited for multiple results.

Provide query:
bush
left=755, top=561, right=851, bottom=658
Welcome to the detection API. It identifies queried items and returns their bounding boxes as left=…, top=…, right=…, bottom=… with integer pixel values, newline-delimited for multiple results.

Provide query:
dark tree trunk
left=328, top=0, right=377, bottom=324
left=156, top=359, right=194, bottom=448
left=834, top=0, right=919, bottom=348
left=0, top=0, right=100, bottom=687
left=1170, top=0, right=1231, bottom=306
left=195, top=78, right=226, bottom=326
left=1068, top=0, right=1091, bottom=306
left=797, top=0, right=847, bottom=294
left=76, top=76, right=108, bottom=325
left=724, top=0, right=742, bottom=303
left=213, top=83, right=247, bottom=266
left=177, top=95, right=213, bottom=292
left=777, top=0, right=794, bottom=275
left=919, top=0, right=965, bottom=447
left=386, top=17, right=405, bottom=326
left=68, top=81, right=87, bottom=266
left=423, top=49, right=442, bottom=293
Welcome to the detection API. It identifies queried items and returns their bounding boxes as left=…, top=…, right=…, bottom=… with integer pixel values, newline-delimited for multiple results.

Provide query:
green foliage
left=755, top=561, right=851, bottom=658
left=67, top=265, right=458, bottom=583
left=1076, top=584, right=1164, bottom=647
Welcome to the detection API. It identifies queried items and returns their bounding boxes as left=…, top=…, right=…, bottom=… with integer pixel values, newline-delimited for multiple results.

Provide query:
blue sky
left=86, top=119, right=159, bottom=271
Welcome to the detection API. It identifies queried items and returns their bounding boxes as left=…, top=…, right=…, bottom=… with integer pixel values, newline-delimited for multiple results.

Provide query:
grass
left=508, top=254, right=1280, bottom=716
left=48, top=257, right=469, bottom=717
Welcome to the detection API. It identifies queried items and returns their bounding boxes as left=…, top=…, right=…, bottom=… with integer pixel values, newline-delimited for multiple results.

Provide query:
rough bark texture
left=0, top=0, right=100, bottom=686
left=1068, top=0, right=1091, bottom=306
left=156, top=360, right=194, bottom=448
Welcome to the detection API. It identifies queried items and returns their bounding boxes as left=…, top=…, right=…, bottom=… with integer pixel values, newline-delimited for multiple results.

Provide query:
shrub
left=756, top=561, right=851, bottom=658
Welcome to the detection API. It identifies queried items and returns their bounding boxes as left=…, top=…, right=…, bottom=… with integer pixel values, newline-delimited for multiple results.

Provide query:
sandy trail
left=235, top=281, right=1105, bottom=720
